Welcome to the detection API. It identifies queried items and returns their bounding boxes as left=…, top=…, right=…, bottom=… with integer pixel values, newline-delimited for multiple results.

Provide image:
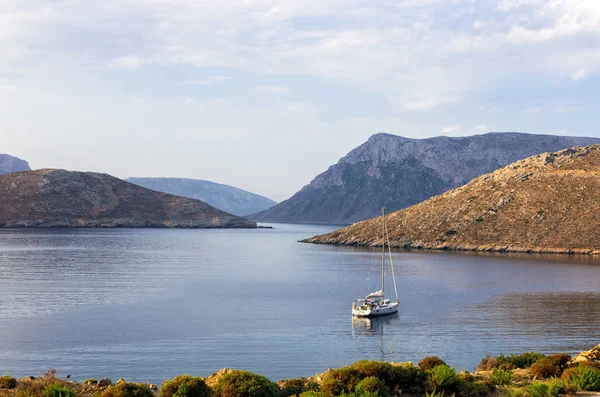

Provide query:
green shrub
left=212, top=370, right=279, bottom=397
left=159, top=375, right=210, bottom=397
left=547, top=378, right=567, bottom=397
left=529, top=358, right=559, bottom=379
left=320, top=378, right=346, bottom=397
left=500, top=387, right=525, bottom=397
left=547, top=354, right=571, bottom=374
left=496, top=353, right=545, bottom=369
left=298, top=393, right=326, bottom=397
left=571, top=366, right=600, bottom=391
left=560, top=367, right=580, bottom=381
left=280, top=378, right=305, bottom=397
left=355, top=376, right=388, bottom=397
left=45, top=384, right=77, bottom=397
left=391, top=362, right=427, bottom=394
left=490, top=368, right=512, bottom=386
left=478, top=356, right=500, bottom=371
left=83, top=378, right=98, bottom=385
left=429, top=365, right=459, bottom=390
left=350, top=361, right=397, bottom=389
left=99, top=382, right=154, bottom=397
left=420, top=357, right=448, bottom=372
left=456, top=380, right=490, bottom=397
left=525, top=382, right=548, bottom=397
left=0, top=376, right=17, bottom=389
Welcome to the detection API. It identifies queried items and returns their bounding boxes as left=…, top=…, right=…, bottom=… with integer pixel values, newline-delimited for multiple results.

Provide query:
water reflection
left=352, top=314, right=400, bottom=360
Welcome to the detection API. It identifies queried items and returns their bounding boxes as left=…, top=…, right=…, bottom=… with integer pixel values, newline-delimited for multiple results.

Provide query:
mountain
left=0, top=154, right=30, bottom=174
left=249, top=132, right=600, bottom=224
left=126, top=177, right=276, bottom=216
left=304, top=145, right=600, bottom=254
left=0, top=169, right=256, bottom=228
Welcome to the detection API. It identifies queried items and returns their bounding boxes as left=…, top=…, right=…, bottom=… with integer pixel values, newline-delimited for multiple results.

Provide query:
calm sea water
left=1, top=224, right=600, bottom=382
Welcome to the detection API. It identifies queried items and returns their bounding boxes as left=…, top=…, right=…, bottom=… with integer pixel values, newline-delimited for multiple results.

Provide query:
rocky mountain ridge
left=126, top=177, right=276, bottom=217
left=0, top=154, right=30, bottom=174
left=251, top=132, right=600, bottom=224
left=303, top=145, right=600, bottom=254
left=0, top=169, right=256, bottom=228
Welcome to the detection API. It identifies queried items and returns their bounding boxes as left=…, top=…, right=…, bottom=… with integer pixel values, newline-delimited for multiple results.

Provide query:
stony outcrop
left=126, top=177, right=276, bottom=217
left=303, top=145, right=600, bottom=254
left=251, top=132, right=600, bottom=224
left=0, top=169, right=256, bottom=228
left=0, top=154, right=30, bottom=174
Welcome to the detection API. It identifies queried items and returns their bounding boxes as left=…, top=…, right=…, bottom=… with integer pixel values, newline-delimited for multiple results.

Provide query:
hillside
left=126, top=177, right=276, bottom=216
left=0, top=154, right=30, bottom=174
left=303, top=145, right=600, bottom=254
left=250, top=132, right=600, bottom=224
left=0, top=169, right=256, bottom=228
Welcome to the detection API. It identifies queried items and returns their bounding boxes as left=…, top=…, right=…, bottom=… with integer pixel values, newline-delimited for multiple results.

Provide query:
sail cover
left=366, top=289, right=384, bottom=298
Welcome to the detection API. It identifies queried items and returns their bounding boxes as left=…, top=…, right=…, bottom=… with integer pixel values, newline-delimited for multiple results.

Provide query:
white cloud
left=108, top=56, right=142, bottom=69
left=571, top=69, right=588, bottom=81
left=440, top=124, right=461, bottom=134
left=182, top=76, right=231, bottom=85
left=525, top=107, right=543, bottom=113
left=253, top=85, right=289, bottom=94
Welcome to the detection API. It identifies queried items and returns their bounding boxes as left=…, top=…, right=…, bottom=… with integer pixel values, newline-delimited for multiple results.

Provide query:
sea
left=0, top=224, right=599, bottom=382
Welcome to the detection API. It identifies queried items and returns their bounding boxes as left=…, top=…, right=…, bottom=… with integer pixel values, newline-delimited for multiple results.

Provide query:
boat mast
left=381, top=207, right=385, bottom=299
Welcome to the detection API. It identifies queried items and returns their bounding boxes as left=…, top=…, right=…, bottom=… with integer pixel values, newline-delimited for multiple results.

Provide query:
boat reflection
left=352, top=313, right=400, bottom=360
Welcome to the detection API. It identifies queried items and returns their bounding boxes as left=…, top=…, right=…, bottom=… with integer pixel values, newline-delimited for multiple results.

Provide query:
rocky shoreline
left=2, top=344, right=600, bottom=397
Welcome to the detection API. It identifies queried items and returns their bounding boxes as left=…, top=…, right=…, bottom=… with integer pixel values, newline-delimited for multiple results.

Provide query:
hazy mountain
left=304, top=145, right=600, bottom=254
left=250, top=132, right=600, bottom=224
left=0, top=169, right=256, bottom=228
left=0, top=154, right=30, bottom=174
left=126, top=177, right=276, bottom=216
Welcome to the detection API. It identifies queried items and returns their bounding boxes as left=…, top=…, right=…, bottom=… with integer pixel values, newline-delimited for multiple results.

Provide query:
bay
left=0, top=224, right=599, bottom=382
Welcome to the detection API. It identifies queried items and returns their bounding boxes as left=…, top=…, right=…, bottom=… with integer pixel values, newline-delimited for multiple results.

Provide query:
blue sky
left=1, top=0, right=599, bottom=201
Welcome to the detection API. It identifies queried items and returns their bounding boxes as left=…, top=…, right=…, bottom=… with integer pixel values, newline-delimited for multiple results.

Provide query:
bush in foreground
left=99, top=382, right=154, bottom=397
left=547, top=378, right=567, bottom=397
left=212, top=370, right=279, bottom=397
left=0, top=376, right=17, bottom=389
left=547, top=354, right=571, bottom=375
left=490, top=368, right=512, bottom=386
left=159, top=375, right=210, bottom=397
left=45, top=384, right=76, bottom=397
left=497, top=352, right=545, bottom=369
left=355, top=376, right=389, bottom=397
left=525, top=382, right=549, bottom=397
left=529, top=358, right=559, bottom=379
left=428, top=365, right=459, bottom=390
left=571, top=366, right=600, bottom=391
left=419, top=357, right=447, bottom=372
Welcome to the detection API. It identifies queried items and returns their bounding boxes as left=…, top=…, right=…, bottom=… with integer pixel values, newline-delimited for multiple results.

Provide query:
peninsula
left=303, top=145, right=600, bottom=254
left=0, top=169, right=256, bottom=228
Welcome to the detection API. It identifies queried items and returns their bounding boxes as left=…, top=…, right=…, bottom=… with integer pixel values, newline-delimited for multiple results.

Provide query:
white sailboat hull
left=352, top=301, right=400, bottom=317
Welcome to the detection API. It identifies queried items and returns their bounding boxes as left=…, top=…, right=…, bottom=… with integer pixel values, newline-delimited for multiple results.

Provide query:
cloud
left=182, top=76, right=231, bottom=85
left=253, top=85, right=289, bottom=94
left=440, top=124, right=460, bottom=134
left=525, top=107, right=543, bottom=113
left=108, top=56, right=142, bottom=69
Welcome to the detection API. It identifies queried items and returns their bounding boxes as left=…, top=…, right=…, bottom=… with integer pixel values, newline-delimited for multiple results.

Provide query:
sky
left=1, top=0, right=599, bottom=201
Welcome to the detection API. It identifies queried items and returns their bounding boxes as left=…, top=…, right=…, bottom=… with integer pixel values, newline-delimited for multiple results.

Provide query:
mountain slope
left=126, top=177, right=276, bottom=216
left=0, top=154, right=30, bottom=174
left=0, top=169, right=256, bottom=228
left=250, top=132, right=600, bottom=224
left=304, top=145, right=600, bottom=254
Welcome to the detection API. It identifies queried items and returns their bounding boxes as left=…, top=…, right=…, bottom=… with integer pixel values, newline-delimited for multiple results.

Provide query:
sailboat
left=352, top=208, right=400, bottom=317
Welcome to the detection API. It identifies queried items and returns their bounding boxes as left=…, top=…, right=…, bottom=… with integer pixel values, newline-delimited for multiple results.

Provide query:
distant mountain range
left=304, top=145, right=600, bottom=254
left=126, top=177, right=276, bottom=217
left=0, top=154, right=30, bottom=174
left=249, top=132, right=600, bottom=224
left=0, top=169, right=256, bottom=228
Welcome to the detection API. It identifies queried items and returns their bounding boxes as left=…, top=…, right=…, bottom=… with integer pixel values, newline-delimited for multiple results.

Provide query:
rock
left=570, top=344, right=600, bottom=364
left=116, top=378, right=126, bottom=384
left=149, top=384, right=158, bottom=391
left=250, top=132, right=600, bottom=224
left=98, top=378, right=112, bottom=387
left=0, top=169, right=257, bottom=229
left=204, top=368, right=235, bottom=387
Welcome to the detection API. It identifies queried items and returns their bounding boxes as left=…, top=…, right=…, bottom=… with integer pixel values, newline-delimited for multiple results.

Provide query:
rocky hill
left=250, top=132, right=600, bottom=224
left=0, top=169, right=256, bottom=228
left=303, top=145, right=600, bottom=254
left=0, top=154, right=30, bottom=174
left=126, top=177, right=276, bottom=216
